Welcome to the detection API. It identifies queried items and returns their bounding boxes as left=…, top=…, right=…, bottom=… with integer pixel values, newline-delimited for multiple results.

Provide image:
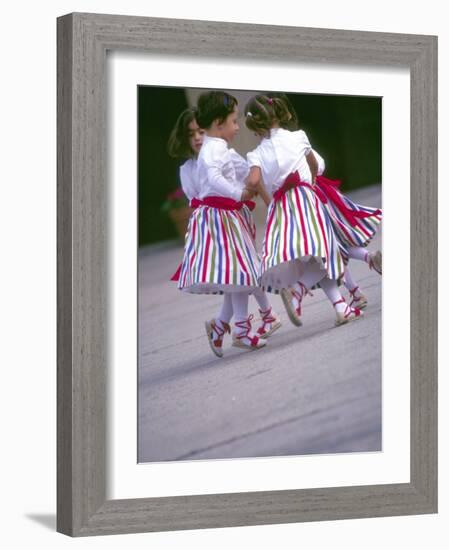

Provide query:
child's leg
left=344, top=267, right=368, bottom=309
left=347, top=246, right=369, bottom=262
left=231, top=291, right=250, bottom=327
left=252, top=288, right=270, bottom=311
left=205, top=294, right=232, bottom=358
left=252, top=288, right=282, bottom=339
left=291, top=265, right=323, bottom=313
left=280, top=262, right=323, bottom=327
left=319, top=276, right=363, bottom=326
left=231, top=292, right=266, bottom=350
left=347, top=246, right=382, bottom=275
left=216, top=293, right=233, bottom=324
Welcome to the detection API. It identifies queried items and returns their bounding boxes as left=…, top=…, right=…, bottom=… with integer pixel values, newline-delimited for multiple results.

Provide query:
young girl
left=265, top=93, right=382, bottom=314
left=167, top=108, right=205, bottom=207
left=245, top=94, right=363, bottom=327
left=175, top=92, right=279, bottom=354
left=168, top=108, right=281, bottom=349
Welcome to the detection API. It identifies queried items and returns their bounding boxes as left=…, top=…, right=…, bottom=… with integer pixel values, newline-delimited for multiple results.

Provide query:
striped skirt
left=316, top=177, right=382, bottom=249
left=178, top=204, right=260, bottom=294
left=259, top=185, right=346, bottom=291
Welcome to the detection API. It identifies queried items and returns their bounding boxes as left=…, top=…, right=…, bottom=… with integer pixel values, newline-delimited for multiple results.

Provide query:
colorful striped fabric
left=319, top=189, right=382, bottom=249
left=259, top=186, right=346, bottom=291
left=178, top=204, right=260, bottom=294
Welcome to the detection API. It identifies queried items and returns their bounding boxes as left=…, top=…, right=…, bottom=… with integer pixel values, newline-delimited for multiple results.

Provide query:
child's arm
left=244, top=166, right=271, bottom=206
left=255, top=181, right=271, bottom=207
left=205, top=145, right=245, bottom=201
left=245, top=166, right=262, bottom=191
left=306, top=150, right=318, bottom=184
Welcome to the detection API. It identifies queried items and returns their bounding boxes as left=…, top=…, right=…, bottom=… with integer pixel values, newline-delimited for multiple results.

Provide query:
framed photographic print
left=57, top=12, right=437, bottom=536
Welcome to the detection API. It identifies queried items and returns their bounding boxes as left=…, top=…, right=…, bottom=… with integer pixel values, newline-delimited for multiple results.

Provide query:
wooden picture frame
left=57, top=12, right=437, bottom=536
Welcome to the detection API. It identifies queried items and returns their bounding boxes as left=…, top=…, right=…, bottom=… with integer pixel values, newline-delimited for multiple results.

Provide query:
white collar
left=203, top=134, right=228, bottom=145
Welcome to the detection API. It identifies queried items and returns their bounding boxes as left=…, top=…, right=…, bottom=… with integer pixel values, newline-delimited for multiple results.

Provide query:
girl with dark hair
left=244, top=94, right=363, bottom=327
left=167, top=108, right=205, bottom=203
left=176, top=91, right=280, bottom=355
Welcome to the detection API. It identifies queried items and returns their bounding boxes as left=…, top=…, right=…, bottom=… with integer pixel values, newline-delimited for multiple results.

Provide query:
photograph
left=138, top=86, right=383, bottom=463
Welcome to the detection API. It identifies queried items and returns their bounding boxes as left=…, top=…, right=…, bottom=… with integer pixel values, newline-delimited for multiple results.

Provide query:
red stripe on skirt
left=201, top=209, right=212, bottom=282
left=265, top=203, right=277, bottom=259
left=294, top=187, right=309, bottom=256
left=228, top=221, right=251, bottom=285
left=282, top=193, right=288, bottom=261
left=188, top=217, right=198, bottom=285
left=315, top=195, right=329, bottom=263
left=219, top=210, right=231, bottom=284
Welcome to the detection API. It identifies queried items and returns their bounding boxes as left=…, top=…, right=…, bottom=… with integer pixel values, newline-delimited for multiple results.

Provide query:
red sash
left=200, top=196, right=256, bottom=211
left=273, top=171, right=328, bottom=204
left=273, top=171, right=381, bottom=229
left=315, top=175, right=381, bottom=228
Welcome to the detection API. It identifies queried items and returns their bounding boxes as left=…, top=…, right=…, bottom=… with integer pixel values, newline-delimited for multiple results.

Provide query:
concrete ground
left=138, top=185, right=382, bottom=463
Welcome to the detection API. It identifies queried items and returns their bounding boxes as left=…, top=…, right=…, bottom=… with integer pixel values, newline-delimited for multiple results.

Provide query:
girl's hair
left=266, top=92, right=299, bottom=130
left=167, top=108, right=198, bottom=159
left=244, top=94, right=293, bottom=134
left=195, top=91, right=238, bottom=129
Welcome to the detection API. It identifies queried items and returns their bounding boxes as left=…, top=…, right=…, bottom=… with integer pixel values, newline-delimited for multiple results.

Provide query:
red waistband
left=273, top=171, right=327, bottom=203
left=191, top=196, right=256, bottom=211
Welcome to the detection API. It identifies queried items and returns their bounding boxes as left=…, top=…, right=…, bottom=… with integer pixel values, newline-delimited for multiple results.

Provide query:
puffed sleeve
left=312, top=149, right=326, bottom=176
left=297, top=130, right=312, bottom=155
left=203, top=141, right=242, bottom=201
left=246, top=146, right=262, bottom=168
left=179, top=160, right=197, bottom=201
left=229, top=148, right=249, bottom=183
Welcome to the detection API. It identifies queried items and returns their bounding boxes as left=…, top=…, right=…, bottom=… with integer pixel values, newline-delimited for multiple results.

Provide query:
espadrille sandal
left=256, top=307, right=282, bottom=339
left=205, top=319, right=230, bottom=358
left=280, top=283, right=311, bottom=327
left=368, top=250, right=382, bottom=275
left=232, top=315, right=267, bottom=350
left=348, top=286, right=368, bottom=309
left=333, top=298, right=364, bottom=327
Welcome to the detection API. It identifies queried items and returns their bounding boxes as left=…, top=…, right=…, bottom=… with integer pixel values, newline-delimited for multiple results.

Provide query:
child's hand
left=245, top=177, right=259, bottom=191
left=245, top=166, right=262, bottom=190
left=241, top=188, right=256, bottom=201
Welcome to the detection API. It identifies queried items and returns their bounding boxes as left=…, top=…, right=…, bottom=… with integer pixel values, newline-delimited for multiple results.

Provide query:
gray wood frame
left=57, top=12, right=438, bottom=536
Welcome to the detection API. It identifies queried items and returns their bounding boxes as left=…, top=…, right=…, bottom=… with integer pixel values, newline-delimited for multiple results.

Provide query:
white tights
left=217, top=289, right=271, bottom=324
left=216, top=292, right=249, bottom=324
left=347, top=246, right=369, bottom=263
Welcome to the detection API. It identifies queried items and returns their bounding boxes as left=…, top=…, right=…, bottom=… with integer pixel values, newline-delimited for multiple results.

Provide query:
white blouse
left=196, top=135, right=245, bottom=201
left=314, top=149, right=325, bottom=176
left=246, top=128, right=314, bottom=195
left=179, top=158, right=199, bottom=201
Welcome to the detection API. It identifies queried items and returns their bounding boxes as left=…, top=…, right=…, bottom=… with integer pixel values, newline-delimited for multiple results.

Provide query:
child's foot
left=205, top=319, right=230, bottom=357
left=368, top=250, right=382, bottom=275
left=256, top=307, right=282, bottom=339
left=280, top=284, right=309, bottom=327
left=333, top=298, right=364, bottom=327
left=232, top=315, right=267, bottom=350
left=348, top=286, right=368, bottom=309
